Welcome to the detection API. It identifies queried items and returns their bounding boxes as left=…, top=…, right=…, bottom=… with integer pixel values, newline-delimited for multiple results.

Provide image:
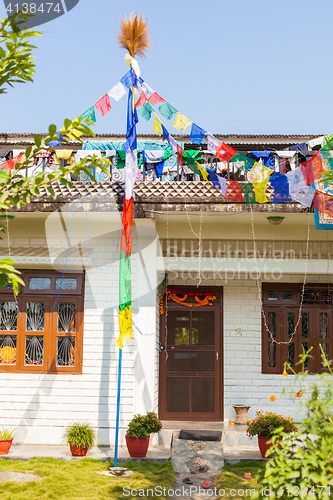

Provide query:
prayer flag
left=198, top=163, right=209, bottom=182
left=80, top=106, right=96, bottom=124
left=247, top=162, right=273, bottom=183
left=159, top=102, right=178, bottom=120
left=148, top=92, right=165, bottom=105
left=253, top=181, right=268, bottom=203
left=140, top=80, right=155, bottom=99
left=206, top=133, right=221, bottom=154
left=1, top=153, right=23, bottom=170
left=216, top=142, right=237, bottom=162
left=95, top=94, right=111, bottom=117
left=135, top=92, right=148, bottom=108
left=177, top=144, right=184, bottom=168
left=225, top=180, right=244, bottom=202
left=313, top=191, right=333, bottom=216
left=230, top=152, right=255, bottom=171
left=108, top=81, right=126, bottom=102
left=291, top=186, right=315, bottom=207
left=190, top=123, right=206, bottom=145
left=125, top=88, right=138, bottom=151
left=241, top=183, right=256, bottom=205
left=286, top=167, right=307, bottom=194
left=207, top=169, right=222, bottom=190
left=270, top=173, right=292, bottom=203
left=121, top=70, right=138, bottom=90
left=137, top=102, right=154, bottom=121
left=153, top=114, right=163, bottom=136
left=301, top=152, right=324, bottom=186
left=162, top=124, right=169, bottom=141
left=173, top=112, right=192, bottom=132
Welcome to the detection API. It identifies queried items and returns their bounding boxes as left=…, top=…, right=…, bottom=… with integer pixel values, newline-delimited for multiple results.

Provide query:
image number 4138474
left=4, top=0, right=80, bottom=30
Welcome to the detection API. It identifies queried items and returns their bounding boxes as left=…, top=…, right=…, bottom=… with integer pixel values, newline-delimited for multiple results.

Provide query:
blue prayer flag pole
left=114, top=347, right=122, bottom=467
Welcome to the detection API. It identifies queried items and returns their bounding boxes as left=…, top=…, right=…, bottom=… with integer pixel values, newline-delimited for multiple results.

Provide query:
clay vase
left=125, top=435, right=150, bottom=458
left=69, top=444, right=88, bottom=457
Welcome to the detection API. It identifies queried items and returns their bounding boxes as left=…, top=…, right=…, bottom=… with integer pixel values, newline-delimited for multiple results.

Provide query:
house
left=0, top=132, right=331, bottom=445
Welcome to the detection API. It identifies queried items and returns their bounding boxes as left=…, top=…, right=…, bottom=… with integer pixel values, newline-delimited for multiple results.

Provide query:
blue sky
left=0, top=0, right=332, bottom=135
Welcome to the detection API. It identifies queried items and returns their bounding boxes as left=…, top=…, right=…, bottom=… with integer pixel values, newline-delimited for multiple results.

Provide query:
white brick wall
left=169, top=271, right=331, bottom=424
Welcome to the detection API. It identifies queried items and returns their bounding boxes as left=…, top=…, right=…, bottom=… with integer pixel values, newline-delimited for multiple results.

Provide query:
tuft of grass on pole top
left=118, top=13, right=150, bottom=58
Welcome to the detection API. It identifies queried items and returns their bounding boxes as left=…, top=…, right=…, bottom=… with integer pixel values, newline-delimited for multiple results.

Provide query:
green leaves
left=126, top=412, right=162, bottom=439
left=0, top=12, right=41, bottom=94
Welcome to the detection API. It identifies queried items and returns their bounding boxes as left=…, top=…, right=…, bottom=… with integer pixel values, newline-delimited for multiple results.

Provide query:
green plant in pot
left=65, top=422, right=95, bottom=457
left=0, top=428, right=15, bottom=455
left=247, top=410, right=298, bottom=458
left=126, top=412, right=162, bottom=458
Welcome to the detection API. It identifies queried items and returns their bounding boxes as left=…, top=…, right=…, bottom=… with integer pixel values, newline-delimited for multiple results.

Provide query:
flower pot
left=125, top=435, right=150, bottom=458
left=0, top=439, right=13, bottom=455
left=69, top=444, right=88, bottom=457
left=233, top=405, right=251, bottom=425
left=258, top=436, right=282, bottom=458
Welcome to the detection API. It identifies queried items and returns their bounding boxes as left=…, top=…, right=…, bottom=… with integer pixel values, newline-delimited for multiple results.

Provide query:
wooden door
left=159, top=289, right=222, bottom=420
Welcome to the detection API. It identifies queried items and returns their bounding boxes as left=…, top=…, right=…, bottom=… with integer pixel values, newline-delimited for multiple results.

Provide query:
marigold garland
left=166, top=291, right=217, bottom=308
left=159, top=295, right=164, bottom=315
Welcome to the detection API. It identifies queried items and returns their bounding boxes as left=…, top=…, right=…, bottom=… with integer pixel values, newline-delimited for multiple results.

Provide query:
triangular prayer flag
left=159, top=102, right=178, bottom=120
left=190, top=123, right=206, bottom=145
left=173, top=112, right=192, bottom=133
left=108, top=81, right=126, bottom=102
left=253, top=181, right=268, bottom=203
left=225, top=180, right=244, bottom=202
left=95, top=94, right=111, bottom=117
left=216, top=142, right=237, bottom=162
left=80, top=106, right=96, bottom=124
left=135, top=92, right=148, bottom=108
left=241, top=183, right=256, bottom=205
left=153, top=114, right=163, bottom=136
left=148, top=92, right=165, bottom=105
left=137, top=102, right=154, bottom=121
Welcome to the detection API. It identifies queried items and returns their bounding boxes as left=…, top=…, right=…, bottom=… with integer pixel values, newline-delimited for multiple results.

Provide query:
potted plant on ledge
left=247, top=410, right=298, bottom=458
left=65, top=422, right=96, bottom=457
left=125, top=411, right=162, bottom=458
left=0, top=428, right=15, bottom=455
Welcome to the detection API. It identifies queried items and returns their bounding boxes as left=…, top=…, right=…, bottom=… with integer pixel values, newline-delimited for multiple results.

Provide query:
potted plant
left=65, top=422, right=95, bottom=457
left=0, top=428, right=15, bottom=455
left=125, top=411, right=162, bottom=458
left=247, top=410, right=298, bottom=458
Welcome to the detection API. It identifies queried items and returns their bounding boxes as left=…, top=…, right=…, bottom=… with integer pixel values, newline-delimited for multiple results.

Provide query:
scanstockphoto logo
left=4, top=0, right=80, bottom=30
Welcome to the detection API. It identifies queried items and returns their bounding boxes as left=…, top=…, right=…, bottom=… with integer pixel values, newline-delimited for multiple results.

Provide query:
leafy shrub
left=0, top=428, right=15, bottom=440
left=65, top=422, right=95, bottom=448
left=247, top=410, right=298, bottom=438
left=258, top=348, right=333, bottom=497
left=126, top=412, right=162, bottom=439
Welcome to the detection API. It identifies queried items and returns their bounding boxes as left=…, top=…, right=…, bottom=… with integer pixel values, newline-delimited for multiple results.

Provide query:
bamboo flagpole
left=114, top=13, right=150, bottom=468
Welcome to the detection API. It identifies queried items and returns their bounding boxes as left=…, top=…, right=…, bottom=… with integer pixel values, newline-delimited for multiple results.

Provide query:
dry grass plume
left=118, top=13, right=150, bottom=58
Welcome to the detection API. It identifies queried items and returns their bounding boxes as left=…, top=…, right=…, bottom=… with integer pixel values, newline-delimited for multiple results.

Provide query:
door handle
left=216, top=351, right=218, bottom=361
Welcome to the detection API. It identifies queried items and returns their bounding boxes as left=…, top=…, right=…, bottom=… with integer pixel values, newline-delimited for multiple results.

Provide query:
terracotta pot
left=125, top=435, right=150, bottom=458
left=0, top=439, right=13, bottom=455
left=233, top=405, right=251, bottom=425
left=69, top=444, right=88, bottom=456
left=258, top=436, right=282, bottom=458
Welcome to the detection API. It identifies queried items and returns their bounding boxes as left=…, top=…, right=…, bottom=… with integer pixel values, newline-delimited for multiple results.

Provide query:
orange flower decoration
left=295, top=391, right=302, bottom=398
left=270, top=395, right=276, bottom=402
left=229, top=421, right=235, bottom=426
left=282, top=370, right=288, bottom=377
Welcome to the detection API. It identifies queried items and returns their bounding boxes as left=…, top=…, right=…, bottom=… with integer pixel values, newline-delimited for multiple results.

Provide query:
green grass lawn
left=0, top=458, right=175, bottom=500
left=215, top=461, right=265, bottom=499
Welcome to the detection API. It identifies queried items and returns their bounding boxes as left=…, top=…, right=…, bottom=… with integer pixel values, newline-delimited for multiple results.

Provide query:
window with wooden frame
left=262, top=283, right=332, bottom=374
left=0, top=271, right=84, bottom=374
